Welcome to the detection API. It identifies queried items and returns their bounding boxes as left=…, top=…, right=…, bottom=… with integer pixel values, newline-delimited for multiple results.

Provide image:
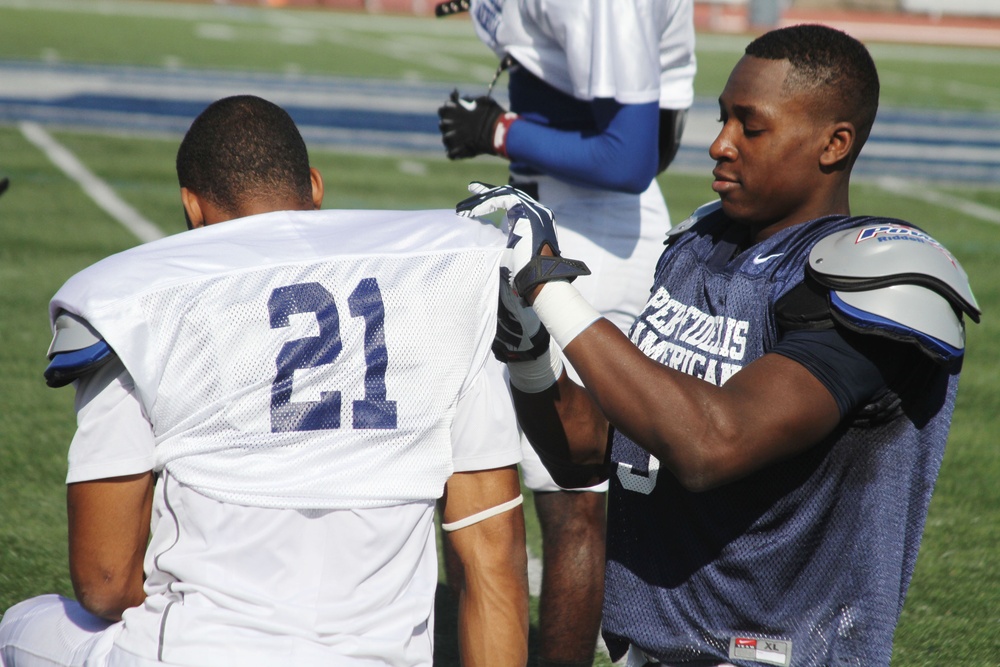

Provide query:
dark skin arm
left=67, top=471, right=154, bottom=621
left=440, top=464, right=529, bottom=666
left=516, top=290, right=842, bottom=492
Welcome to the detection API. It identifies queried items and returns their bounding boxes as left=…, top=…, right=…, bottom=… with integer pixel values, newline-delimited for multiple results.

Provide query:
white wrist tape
left=441, top=494, right=524, bottom=532
left=507, top=346, right=564, bottom=393
left=531, top=281, right=602, bottom=350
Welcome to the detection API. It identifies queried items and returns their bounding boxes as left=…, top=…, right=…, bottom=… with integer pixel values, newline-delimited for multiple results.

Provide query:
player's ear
left=181, top=187, right=206, bottom=229
left=309, top=167, right=324, bottom=209
left=820, top=121, right=855, bottom=170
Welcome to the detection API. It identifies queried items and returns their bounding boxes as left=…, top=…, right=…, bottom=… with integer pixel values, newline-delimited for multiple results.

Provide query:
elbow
left=74, top=588, right=133, bottom=622
left=658, top=431, right=745, bottom=493
left=535, top=446, right=609, bottom=490
left=673, top=468, right=725, bottom=494
left=552, top=463, right=610, bottom=490
left=71, top=570, right=143, bottom=622
left=599, top=165, right=654, bottom=195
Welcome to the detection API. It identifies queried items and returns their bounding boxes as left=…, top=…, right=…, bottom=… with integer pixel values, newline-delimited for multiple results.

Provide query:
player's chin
left=717, top=194, right=747, bottom=220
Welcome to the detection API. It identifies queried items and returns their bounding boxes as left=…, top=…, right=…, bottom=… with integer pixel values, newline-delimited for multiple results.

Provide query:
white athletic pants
left=0, top=595, right=118, bottom=667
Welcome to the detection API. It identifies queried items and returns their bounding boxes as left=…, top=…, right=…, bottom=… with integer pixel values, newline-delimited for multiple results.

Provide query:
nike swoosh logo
left=457, top=97, right=477, bottom=111
left=752, top=252, right=784, bottom=265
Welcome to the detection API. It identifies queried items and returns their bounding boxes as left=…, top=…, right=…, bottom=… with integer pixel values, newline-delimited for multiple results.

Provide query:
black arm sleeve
left=771, top=276, right=916, bottom=417
left=771, top=328, right=888, bottom=418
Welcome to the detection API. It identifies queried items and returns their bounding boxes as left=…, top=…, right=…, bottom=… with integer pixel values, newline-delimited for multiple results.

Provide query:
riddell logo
left=853, top=224, right=956, bottom=266
left=735, top=638, right=757, bottom=648
left=855, top=225, right=933, bottom=243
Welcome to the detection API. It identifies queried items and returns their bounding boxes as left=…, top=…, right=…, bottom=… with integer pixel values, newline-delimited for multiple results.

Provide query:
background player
left=436, top=2, right=696, bottom=664
left=0, top=95, right=528, bottom=667
left=459, top=24, right=980, bottom=667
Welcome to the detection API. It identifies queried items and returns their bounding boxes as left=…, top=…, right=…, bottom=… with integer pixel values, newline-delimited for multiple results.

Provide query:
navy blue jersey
left=602, top=211, right=961, bottom=666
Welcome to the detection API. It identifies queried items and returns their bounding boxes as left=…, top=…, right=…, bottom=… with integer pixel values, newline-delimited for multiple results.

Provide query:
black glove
left=438, top=90, right=510, bottom=160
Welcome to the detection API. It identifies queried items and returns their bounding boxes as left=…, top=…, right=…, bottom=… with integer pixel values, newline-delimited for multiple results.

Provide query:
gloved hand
left=438, top=91, right=517, bottom=160
left=456, top=182, right=590, bottom=302
left=493, top=270, right=550, bottom=362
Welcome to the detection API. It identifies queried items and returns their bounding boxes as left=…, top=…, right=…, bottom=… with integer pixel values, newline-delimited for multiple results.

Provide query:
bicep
left=771, top=327, right=891, bottom=417
left=68, top=357, right=156, bottom=483
left=451, top=357, right=522, bottom=473
left=712, top=353, right=843, bottom=473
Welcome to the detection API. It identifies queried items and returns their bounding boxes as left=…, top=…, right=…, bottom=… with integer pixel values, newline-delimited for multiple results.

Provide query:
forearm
left=558, top=319, right=729, bottom=489
left=511, top=372, right=611, bottom=488
left=442, top=467, right=529, bottom=665
left=457, top=553, right=530, bottom=667
left=68, top=472, right=153, bottom=621
left=448, top=514, right=529, bottom=666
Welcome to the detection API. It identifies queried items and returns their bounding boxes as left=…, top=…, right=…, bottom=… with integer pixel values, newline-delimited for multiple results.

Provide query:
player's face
left=710, top=56, right=831, bottom=239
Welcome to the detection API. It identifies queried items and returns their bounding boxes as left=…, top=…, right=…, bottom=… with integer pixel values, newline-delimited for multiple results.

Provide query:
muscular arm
left=520, top=315, right=842, bottom=492
left=511, top=371, right=611, bottom=490
left=68, top=471, right=154, bottom=621
left=440, top=465, right=528, bottom=667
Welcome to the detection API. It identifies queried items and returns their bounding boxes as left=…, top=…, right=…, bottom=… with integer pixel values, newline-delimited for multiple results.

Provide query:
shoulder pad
left=45, top=312, right=116, bottom=388
left=808, top=222, right=981, bottom=364
left=664, top=199, right=722, bottom=242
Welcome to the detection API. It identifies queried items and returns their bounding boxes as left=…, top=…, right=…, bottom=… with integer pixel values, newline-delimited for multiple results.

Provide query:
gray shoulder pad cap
left=665, top=199, right=722, bottom=240
left=48, top=311, right=103, bottom=358
left=808, top=223, right=981, bottom=363
left=45, top=312, right=116, bottom=388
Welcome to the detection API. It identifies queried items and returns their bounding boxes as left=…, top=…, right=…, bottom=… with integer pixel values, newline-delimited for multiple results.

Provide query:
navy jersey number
left=268, top=280, right=397, bottom=433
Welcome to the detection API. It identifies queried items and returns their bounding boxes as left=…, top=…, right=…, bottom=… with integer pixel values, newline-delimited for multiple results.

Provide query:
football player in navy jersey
left=463, top=24, right=980, bottom=667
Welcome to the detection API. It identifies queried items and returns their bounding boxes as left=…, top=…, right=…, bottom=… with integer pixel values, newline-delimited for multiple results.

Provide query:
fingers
left=467, top=181, right=494, bottom=195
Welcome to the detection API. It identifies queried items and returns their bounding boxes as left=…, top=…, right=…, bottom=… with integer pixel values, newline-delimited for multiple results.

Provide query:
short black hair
left=746, top=24, right=880, bottom=153
left=176, top=95, right=313, bottom=216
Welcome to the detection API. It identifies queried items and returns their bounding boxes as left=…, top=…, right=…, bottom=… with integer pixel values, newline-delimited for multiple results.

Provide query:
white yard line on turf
left=20, top=121, right=166, bottom=243
left=875, top=175, right=1000, bottom=225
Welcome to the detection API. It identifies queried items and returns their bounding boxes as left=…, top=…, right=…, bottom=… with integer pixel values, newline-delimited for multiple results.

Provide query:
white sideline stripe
left=527, top=546, right=542, bottom=597
left=875, top=176, right=1000, bottom=225
left=19, top=121, right=165, bottom=243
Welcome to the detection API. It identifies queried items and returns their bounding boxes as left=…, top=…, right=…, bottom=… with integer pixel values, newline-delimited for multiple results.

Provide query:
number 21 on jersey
left=268, top=279, right=397, bottom=433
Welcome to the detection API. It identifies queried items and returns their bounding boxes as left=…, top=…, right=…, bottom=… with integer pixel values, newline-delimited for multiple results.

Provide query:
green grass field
left=0, top=1, right=998, bottom=665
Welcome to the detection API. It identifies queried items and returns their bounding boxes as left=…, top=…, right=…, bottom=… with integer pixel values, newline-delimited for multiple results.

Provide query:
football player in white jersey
left=436, top=1, right=696, bottom=664
left=0, top=96, right=528, bottom=667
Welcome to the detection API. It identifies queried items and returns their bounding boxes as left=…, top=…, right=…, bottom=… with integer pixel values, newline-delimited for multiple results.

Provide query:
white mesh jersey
left=50, top=208, right=507, bottom=510
left=471, top=0, right=696, bottom=108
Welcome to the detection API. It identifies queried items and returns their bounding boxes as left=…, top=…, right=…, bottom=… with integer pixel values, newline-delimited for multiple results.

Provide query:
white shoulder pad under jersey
left=472, top=0, right=695, bottom=107
left=808, top=222, right=981, bottom=364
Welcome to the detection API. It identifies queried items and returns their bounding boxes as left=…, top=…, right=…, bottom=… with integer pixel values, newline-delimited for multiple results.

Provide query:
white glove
left=456, top=182, right=590, bottom=300
left=492, top=270, right=550, bottom=362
